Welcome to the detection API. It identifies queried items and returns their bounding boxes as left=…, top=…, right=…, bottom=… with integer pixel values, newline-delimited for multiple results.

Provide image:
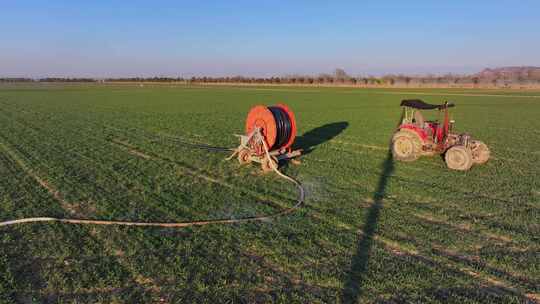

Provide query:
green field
left=0, top=84, right=539, bottom=303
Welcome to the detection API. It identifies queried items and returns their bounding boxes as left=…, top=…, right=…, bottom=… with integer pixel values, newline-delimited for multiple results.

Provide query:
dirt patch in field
left=110, top=139, right=152, bottom=159
left=414, top=213, right=472, bottom=231
left=128, top=149, right=151, bottom=159
left=413, top=212, right=516, bottom=245
left=331, top=140, right=388, bottom=151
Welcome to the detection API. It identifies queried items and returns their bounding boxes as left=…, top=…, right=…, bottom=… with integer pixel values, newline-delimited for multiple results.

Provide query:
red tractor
left=391, top=99, right=490, bottom=171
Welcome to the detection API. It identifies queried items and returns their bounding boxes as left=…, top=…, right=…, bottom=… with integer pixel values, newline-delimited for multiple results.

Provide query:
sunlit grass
left=0, top=84, right=538, bottom=303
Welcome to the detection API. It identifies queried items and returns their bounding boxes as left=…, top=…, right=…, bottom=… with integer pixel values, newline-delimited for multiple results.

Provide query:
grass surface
left=0, top=84, right=539, bottom=303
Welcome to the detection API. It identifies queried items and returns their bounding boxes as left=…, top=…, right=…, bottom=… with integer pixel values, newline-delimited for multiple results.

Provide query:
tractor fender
left=399, top=124, right=428, bottom=142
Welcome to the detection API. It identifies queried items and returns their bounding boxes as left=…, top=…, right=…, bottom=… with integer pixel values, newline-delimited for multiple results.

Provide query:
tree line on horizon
left=2, top=67, right=540, bottom=87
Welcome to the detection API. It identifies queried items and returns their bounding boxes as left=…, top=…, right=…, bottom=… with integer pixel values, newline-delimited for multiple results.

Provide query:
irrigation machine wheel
left=261, top=157, right=278, bottom=173
left=391, top=129, right=422, bottom=162
left=238, top=149, right=251, bottom=165
left=445, top=145, right=474, bottom=171
left=471, top=140, right=490, bottom=164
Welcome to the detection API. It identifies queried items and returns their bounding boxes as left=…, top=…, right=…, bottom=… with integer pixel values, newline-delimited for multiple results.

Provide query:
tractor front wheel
left=391, top=130, right=422, bottom=162
left=471, top=141, right=490, bottom=164
left=445, top=145, right=473, bottom=171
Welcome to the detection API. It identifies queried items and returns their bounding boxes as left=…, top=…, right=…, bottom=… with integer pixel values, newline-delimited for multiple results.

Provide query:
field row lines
left=297, top=123, right=540, bottom=158
left=368, top=232, right=540, bottom=302
left=6, top=108, right=528, bottom=233
left=0, top=132, right=308, bottom=300
left=2, top=112, right=296, bottom=222
left=109, top=138, right=295, bottom=213
left=118, top=125, right=528, bottom=209
left=312, top=203, right=539, bottom=300
left=0, top=141, right=77, bottom=215
left=2, top=107, right=298, bottom=222
left=0, top=108, right=258, bottom=219
left=300, top=156, right=536, bottom=248
left=0, top=139, right=179, bottom=300
left=276, top=201, right=539, bottom=301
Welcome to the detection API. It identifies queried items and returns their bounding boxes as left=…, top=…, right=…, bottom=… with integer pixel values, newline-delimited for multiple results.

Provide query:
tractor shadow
left=341, top=149, right=394, bottom=303
left=293, top=121, right=349, bottom=155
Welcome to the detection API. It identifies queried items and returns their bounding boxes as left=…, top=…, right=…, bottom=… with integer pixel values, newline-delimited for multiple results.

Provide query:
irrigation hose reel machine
left=230, top=104, right=302, bottom=172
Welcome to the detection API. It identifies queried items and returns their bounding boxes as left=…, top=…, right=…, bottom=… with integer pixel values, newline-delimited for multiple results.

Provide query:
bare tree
left=334, top=68, right=350, bottom=83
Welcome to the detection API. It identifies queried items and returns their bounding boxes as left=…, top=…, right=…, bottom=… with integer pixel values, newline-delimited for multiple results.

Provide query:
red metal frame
left=398, top=106, right=451, bottom=151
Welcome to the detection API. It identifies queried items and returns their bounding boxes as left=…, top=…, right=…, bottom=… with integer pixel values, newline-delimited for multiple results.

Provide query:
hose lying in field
left=0, top=131, right=304, bottom=228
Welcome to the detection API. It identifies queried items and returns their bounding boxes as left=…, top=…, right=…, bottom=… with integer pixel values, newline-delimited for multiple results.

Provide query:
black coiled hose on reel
left=268, top=106, right=292, bottom=150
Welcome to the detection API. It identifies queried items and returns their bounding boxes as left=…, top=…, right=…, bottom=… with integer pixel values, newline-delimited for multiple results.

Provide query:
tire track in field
left=365, top=193, right=530, bottom=249
left=84, top=228, right=168, bottom=302
left=295, top=206, right=539, bottom=301
left=314, top=135, right=530, bottom=165
left=344, top=222, right=540, bottom=301
left=298, top=120, right=539, bottom=158
left=0, top=107, right=107, bottom=196
left=240, top=246, right=338, bottom=295
left=3, top=107, right=295, bottom=222
left=390, top=227, right=539, bottom=293
left=0, top=109, right=180, bottom=296
left=268, top=188, right=539, bottom=300
left=0, top=111, right=168, bottom=219
left=108, top=132, right=538, bottom=299
left=0, top=142, right=81, bottom=216
left=0, top=108, right=206, bottom=221
left=412, top=213, right=515, bottom=244
left=0, top=140, right=167, bottom=300
left=298, top=157, right=534, bottom=250
left=296, top=125, right=528, bottom=165
left=307, top=153, right=528, bottom=206
left=109, top=138, right=296, bottom=213
left=373, top=235, right=540, bottom=302
left=103, top=123, right=301, bottom=201
left=429, top=244, right=539, bottom=293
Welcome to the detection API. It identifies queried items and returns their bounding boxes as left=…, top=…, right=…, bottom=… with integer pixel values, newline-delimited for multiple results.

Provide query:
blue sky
left=1, top=1, right=538, bottom=77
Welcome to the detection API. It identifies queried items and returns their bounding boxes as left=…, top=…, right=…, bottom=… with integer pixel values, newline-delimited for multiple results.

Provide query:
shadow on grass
left=377, top=285, right=528, bottom=304
left=341, top=150, right=394, bottom=303
left=293, top=122, right=349, bottom=155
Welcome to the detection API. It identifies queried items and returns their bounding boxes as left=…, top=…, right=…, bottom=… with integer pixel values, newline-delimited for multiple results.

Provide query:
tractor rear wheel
left=471, top=141, right=490, bottom=164
left=445, top=145, right=473, bottom=171
left=391, top=130, right=422, bottom=162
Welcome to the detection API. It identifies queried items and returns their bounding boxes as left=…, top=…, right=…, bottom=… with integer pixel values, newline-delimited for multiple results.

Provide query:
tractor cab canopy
left=400, top=99, right=455, bottom=110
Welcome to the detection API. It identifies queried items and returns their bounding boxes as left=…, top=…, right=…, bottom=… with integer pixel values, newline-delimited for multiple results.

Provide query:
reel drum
left=245, top=104, right=297, bottom=152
